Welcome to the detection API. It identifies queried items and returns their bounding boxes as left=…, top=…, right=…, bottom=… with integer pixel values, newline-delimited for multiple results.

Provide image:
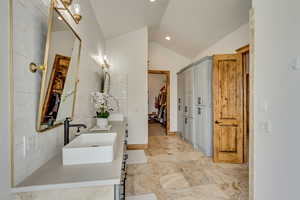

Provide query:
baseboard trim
left=127, top=144, right=148, bottom=150
left=168, top=132, right=177, bottom=136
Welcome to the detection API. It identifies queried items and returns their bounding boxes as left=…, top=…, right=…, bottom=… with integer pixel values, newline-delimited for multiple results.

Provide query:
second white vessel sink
left=63, top=133, right=117, bottom=165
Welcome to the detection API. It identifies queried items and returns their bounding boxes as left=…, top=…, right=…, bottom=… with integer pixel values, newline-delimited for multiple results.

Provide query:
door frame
left=236, top=44, right=250, bottom=163
left=212, top=45, right=250, bottom=164
left=148, top=70, right=171, bottom=135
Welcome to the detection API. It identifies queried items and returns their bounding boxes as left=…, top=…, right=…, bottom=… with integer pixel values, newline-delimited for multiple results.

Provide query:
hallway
left=126, top=134, right=248, bottom=200
left=148, top=122, right=166, bottom=137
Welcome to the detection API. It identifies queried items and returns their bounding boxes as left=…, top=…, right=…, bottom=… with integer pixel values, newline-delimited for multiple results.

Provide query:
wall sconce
left=91, top=54, right=111, bottom=72
left=61, top=0, right=73, bottom=7
left=73, top=3, right=82, bottom=23
left=100, top=55, right=111, bottom=71
left=58, top=0, right=82, bottom=24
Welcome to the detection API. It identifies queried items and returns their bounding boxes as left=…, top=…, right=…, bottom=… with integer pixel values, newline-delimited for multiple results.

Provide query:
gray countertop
left=12, top=121, right=127, bottom=193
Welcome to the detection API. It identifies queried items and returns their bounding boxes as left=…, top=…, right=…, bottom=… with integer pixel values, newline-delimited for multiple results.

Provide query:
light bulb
left=74, top=3, right=80, bottom=14
left=165, top=36, right=171, bottom=41
left=104, top=55, right=108, bottom=61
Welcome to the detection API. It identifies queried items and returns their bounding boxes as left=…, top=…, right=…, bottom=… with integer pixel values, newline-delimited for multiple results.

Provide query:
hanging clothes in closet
left=155, top=85, right=167, bottom=126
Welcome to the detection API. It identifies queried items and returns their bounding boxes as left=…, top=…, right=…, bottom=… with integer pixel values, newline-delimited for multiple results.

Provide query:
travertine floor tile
left=165, top=184, right=231, bottom=200
left=160, top=173, right=190, bottom=189
left=126, top=132, right=249, bottom=200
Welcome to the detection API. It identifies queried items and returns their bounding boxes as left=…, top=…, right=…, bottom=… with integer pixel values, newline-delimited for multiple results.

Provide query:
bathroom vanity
left=12, top=121, right=128, bottom=200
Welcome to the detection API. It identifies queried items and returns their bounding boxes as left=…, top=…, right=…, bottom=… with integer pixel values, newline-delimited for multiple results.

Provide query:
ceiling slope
left=90, top=0, right=251, bottom=58
left=90, top=0, right=170, bottom=39
left=151, top=0, right=251, bottom=58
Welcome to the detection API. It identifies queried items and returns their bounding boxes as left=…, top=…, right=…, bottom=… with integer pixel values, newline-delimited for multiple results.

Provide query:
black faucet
left=64, top=118, right=87, bottom=145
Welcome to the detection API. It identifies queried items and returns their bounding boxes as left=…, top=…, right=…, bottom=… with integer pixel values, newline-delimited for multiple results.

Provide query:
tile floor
left=126, top=126, right=249, bottom=200
left=148, top=122, right=167, bottom=137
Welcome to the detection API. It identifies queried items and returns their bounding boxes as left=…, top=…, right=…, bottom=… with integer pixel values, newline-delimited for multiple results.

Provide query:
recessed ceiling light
left=57, top=16, right=63, bottom=21
left=150, top=0, right=156, bottom=2
left=165, top=36, right=171, bottom=41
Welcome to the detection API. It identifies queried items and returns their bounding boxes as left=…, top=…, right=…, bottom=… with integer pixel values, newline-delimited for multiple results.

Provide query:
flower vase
left=97, top=118, right=108, bottom=128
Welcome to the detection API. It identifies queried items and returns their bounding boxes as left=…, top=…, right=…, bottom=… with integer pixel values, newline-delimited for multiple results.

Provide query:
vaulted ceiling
left=90, top=0, right=251, bottom=58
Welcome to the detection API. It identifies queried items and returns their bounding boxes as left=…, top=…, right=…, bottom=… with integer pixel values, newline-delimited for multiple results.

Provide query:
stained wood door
left=213, top=54, right=244, bottom=163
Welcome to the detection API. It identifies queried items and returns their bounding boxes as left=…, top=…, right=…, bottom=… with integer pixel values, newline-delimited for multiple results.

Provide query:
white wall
left=252, top=0, right=300, bottom=199
left=106, top=27, right=148, bottom=145
left=193, top=23, right=249, bottom=61
left=148, top=74, right=166, bottom=114
left=12, top=0, right=105, bottom=185
left=0, top=0, right=12, bottom=199
left=148, top=42, right=191, bottom=132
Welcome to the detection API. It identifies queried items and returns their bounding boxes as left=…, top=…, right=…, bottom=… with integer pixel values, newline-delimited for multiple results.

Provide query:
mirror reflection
left=38, top=7, right=81, bottom=131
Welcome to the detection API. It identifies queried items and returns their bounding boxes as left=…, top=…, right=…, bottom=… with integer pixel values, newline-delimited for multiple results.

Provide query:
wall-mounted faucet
left=64, top=118, right=87, bottom=145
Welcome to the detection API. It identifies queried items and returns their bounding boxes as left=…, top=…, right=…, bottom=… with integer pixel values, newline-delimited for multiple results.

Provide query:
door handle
left=198, top=107, right=201, bottom=115
left=184, top=106, right=187, bottom=112
left=198, top=97, right=202, bottom=105
left=215, top=120, right=222, bottom=124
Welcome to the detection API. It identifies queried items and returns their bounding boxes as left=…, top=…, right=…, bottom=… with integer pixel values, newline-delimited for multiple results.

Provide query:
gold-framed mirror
left=35, top=0, right=82, bottom=132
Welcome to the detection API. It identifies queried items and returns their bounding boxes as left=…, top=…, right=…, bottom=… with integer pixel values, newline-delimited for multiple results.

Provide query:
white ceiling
left=90, top=0, right=251, bottom=58
left=89, top=0, right=170, bottom=39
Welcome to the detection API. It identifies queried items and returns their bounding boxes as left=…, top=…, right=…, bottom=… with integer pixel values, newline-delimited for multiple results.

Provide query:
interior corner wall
left=106, top=27, right=148, bottom=145
left=148, top=42, right=191, bottom=132
left=12, top=0, right=105, bottom=185
left=252, top=0, right=300, bottom=199
left=0, top=0, right=12, bottom=199
left=193, top=23, right=250, bottom=61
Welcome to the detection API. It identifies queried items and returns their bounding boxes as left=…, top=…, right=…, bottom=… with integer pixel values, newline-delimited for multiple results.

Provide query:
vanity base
left=13, top=185, right=114, bottom=200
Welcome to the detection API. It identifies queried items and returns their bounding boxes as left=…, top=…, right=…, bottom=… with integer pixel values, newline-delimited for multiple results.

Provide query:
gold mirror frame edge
left=57, top=0, right=82, bottom=24
left=36, top=0, right=82, bottom=133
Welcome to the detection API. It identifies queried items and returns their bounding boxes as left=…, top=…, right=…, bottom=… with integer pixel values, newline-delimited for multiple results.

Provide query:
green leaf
left=96, top=111, right=110, bottom=118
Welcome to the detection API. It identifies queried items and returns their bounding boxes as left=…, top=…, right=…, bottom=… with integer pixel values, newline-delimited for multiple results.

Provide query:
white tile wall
left=13, top=0, right=106, bottom=185
left=109, top=72, right=128, bottom=117
left=12, top=0, right=60, bottom=185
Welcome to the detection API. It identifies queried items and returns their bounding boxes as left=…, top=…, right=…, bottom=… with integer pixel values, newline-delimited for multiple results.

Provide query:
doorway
left=213, top=45, right=250, bottom=164
left=148, top=70, right=170, bottom=136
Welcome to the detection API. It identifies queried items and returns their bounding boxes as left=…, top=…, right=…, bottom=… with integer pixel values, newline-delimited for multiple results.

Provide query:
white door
left=183, top=116, right=194, bottom=145
left=194, top=106, right=212, bottom=156
left=184, top=68, right=194, bottom=117
left=177, top=73, right=184, bottom=136
left=201, top=60, right=211, bottom=106
left=183, top=116, right=189, bottom=141
left=188, top=117, right=195, bottom=145
left=193, top=64, right=201, bottom=106
left=195, top=63, right=207, bottom=106
left=194, top=106, right=204, bottom=151
left=194, top=59, right=212, bottom=107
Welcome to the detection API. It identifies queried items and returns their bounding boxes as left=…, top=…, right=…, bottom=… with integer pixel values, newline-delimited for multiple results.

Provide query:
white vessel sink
left=63, top=133, right=117, bottom=165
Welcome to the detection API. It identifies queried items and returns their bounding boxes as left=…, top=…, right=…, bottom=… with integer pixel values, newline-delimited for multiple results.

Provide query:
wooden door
left=213, top=54, right=244, bottom=163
